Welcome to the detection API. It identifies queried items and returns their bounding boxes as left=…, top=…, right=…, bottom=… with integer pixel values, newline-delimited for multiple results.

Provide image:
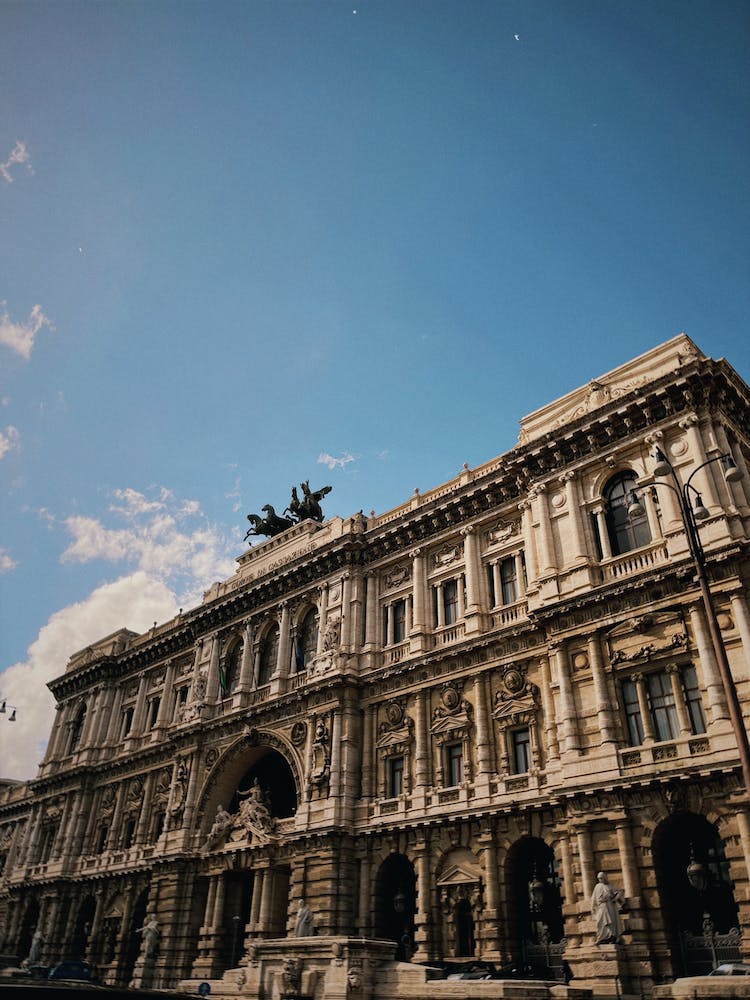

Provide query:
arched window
left=295, top=608, right=318, bottom=672
left=258, top=625, right=279, bottom=687
left=222, top=638, right=243, bottom=695
left=69, top=703, right=87, bottom=753
left=604, top=471, right=651, bottom=556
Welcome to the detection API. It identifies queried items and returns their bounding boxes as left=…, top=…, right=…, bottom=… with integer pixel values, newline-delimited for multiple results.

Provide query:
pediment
left=376, top=726, right=412, bottom=750
left=493, top=692, right=536, bottom=721
left=437, top=860, right=483, bottom=886
left=431, top=709, right=472, bottom=735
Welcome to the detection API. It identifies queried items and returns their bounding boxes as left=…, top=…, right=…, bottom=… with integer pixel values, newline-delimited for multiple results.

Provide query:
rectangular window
left=500, top=557, right=518, bottom=605
left=174, top=687, right=188, bottom=721
left=121, top=706, right=134, bottom=738
left=622, top=679, right=644, bottom=746
left=389, top=756, right=405, bottom=797
left=152, top=812, right=165, bottom=842
left=443, top=579, right=458, bottom=625
left=147, top=697, right=161, bottom=730
left=122, top=816, right=137, bottom=850
left=39, top=825, right=56, bottom=864
left=682, top=664, right=707, bottom=735
left=393, top=599, right=407, bottom=644
left=647, top=671, right=679, bottom=742
left=96, top=825, right=109, bottom=854
left=486, top=564, right=496, bottom=608
left=446, top=742, right=463, bottom=787
left=511, top=728, right=531, bottom=773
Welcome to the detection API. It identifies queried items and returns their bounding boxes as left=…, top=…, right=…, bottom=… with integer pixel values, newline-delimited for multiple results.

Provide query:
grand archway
left=506, top=837, right=564, bottom=977
left=374, top=854, right=416, bottom=959
left=653, top=812, right=740, bottom=976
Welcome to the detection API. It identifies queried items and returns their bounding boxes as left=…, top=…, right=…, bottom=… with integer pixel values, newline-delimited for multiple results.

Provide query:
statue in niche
left=23, top=927, right=44, bottom=967
left=591, top=871, right=625, bottom=944
left=235, top=778, right=276, bottom=843
left=136, top=916, right=160, bottom=958
left=202, top=804, right=233, bottom=852
left=294, top=899, right=315, bottom=937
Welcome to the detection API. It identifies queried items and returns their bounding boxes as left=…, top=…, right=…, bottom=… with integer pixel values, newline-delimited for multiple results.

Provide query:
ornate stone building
left=1, top=334, right=749, bottom=998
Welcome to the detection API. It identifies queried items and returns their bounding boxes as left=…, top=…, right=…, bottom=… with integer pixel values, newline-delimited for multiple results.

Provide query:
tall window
left=121, top=706, right=134, bottom=738
left=446, top=742, right=464, bottom=786
left=295, top=609, right=318, bottom=671
left=222, top=639, right=243, bottom=695
left=443, top=580, right=459, bottom=625
left=258, top=625, right=279, bottom=686
left=621, top=665, right=706, bottom=746
left=500, top=558, right=518, bottom=605
left=147, top=697, right=161, bottom=730
left=389, top=756, right=405, bottom=797
left=511, top=727, right=531, bottom=773
left=604, top=471, right=651, bottom=556
left=393, top=599, right=407, bottom=644
left=69, top=703, right=87, bottom=753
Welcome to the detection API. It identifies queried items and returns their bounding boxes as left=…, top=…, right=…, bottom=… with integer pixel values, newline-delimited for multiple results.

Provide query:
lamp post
left=686, top=846, right=717, bottom=969
left=627, top=447, right=750, bottom=797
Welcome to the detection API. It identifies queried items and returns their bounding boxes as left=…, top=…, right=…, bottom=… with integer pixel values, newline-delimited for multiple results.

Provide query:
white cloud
left=0, top=302, right=54, bottom=360
left=0, top=548, right=18, bottom=573
left=0, top=140, right=33, bottom=183
left=317, top=451, right=356, bottom=470
left=0, top=425, right=20, bottom=459
left=225, top=476, right=243, bottom=512
left=0, top=572, right=178, bottom=780
left=60, top=485, right=237, bottom=608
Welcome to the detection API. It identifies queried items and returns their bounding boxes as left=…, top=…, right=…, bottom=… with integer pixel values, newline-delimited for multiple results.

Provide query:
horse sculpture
left=245, top=485, right=333, bottom=541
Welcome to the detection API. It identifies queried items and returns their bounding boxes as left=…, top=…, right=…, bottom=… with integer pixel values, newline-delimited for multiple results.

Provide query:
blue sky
left=1, top=0, right=748, bottom=778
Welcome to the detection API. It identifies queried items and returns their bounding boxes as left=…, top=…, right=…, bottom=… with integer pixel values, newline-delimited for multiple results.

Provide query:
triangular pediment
left=431, top=709, right=471, bottom=735
left=376, top=726, right=412, bottom=750
left=437, top=860, right=483, bottom=886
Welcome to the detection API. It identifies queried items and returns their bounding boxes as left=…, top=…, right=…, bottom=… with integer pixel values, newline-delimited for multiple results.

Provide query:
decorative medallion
left=291, top=721, right=307, bottom=746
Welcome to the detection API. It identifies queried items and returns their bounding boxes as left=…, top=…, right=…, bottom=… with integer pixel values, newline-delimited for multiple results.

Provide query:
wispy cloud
left=0, top=140, right=33, bottom=183
left=225, top=476, right=243, bottom=513
left=0, top=425, right=20, bottom=459
left=0, top=548, right=18, bottom=573
left=317, top=451, right=355, bottom=471
left=0, top=302, right=54, bottom=360
left=60, top=486, right=236, bottom=608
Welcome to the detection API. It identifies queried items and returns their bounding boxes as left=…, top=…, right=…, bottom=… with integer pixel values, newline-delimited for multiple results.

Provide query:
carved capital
left=679, top=412, right=699, bottom=430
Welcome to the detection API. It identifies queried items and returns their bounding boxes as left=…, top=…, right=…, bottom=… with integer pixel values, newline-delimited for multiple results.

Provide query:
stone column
left=259, top=867, right=275, bottom=935
left=532, top=485, right=557, bottom=575
left=575, top=823, right=596, bottom=903
left=519, top=500, right=538, bottom=587
left=328, top=709, right=342, bottom=803
left=50, top=794, right=76, bottom=860
left=106, top=783, right=126, bottom=850
left=634, top=674, right=655, bottom=743
left=155, top=663, right=175, bottom=730
left=514, top=551, right=526, bottom=598
left=276, top=603, right=291, bottom=680
left=727, top=433, right=750, bottom=509
left=361, top=706, right=374, bottom=798
left=474, top=673, right=492, bottom=777
left=364, top=574, right=378, bottom=650
left=643, top=487, right=663, bottom=540
left=414, top=690, right=431, bottom=791
left=539, top=654, right=560, bottom=762
left=680, top=413, right=720, bottom=510
left=588, top=633, right=616, bottom=743
left=206, top=633, right=222, bottom=702
left=434, top=584, right=444, bottom=628
left=558, top=833, right=576, bottom=908
left=131, top=676, right=149, bottom=736
left=238, top=620, right=255, bottom=691
left=350, top=568, right=365, bottom=652
left=357, top=853, right=371, bottom=937
left=412, top=844, right=432, bottom=961
left=248, top=869, right=264, bottom=936
left=340, top=573, right=352, bottom=652
left=462, top=526, right=483, bottom=633
left=689, top=603, right=728, bottom=721
left=735, top=810, right=750, bottom=878
left=730, top=591, right=750, bottom=675
left=668, top=665, right=693, bottom=735
left=80, top=688, right=102, bottom=749
left=615, top=816, right=641, bottom=900
left=104, top=687, right=124, bottom=745
left=551, top=641, right=579, bottom=754
left=592, top=505, right=613, bottom=561
left=561, top=471, right=587, bottom=563
left=135, top=771, right=157, bottom=844
left=316, top=586, right=329, bottom=656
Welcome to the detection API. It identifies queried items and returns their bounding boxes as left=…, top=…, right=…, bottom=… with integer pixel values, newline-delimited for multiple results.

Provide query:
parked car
left=48, top=959, right=94, bottom=981
left=709, top=962, right=750, bottom=976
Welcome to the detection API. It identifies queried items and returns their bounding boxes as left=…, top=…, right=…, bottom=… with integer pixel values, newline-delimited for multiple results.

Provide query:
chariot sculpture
left=244, top=481, right=332, bottom=540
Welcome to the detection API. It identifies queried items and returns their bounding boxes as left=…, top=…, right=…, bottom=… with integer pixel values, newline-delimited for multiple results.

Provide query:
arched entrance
left=71, top=895, right=96, bottom=960
left=653, top=812, right=740, bottom=976
left=507, top=837, right=564, bottom=978
left=17, top=897, right=39, bottom=962
left=121, top=888, right=148, bottom=985
left=228, top=750, right=297, bottom=819
left=374, top=854, right=416, bottom=960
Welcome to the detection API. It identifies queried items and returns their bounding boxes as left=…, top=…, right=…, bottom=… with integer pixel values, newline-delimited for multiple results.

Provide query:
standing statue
left=23, top=927, right=44, bottom=967
left=294, top=898, right=315, bottom=937
left=202, top=804, right=233, bottom=851
left=591, top=871, right=625, bottom=944
left=136, top=917, right=160, bottom=958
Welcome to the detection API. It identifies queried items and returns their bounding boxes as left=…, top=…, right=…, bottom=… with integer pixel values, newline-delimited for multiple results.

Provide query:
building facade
left=1, top=334, right=749, bottom=997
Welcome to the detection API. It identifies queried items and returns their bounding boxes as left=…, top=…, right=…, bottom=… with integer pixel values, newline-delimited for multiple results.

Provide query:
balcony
left=600, top=539, right=669, bottom=583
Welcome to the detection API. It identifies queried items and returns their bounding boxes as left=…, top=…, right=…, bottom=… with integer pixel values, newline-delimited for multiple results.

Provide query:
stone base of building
left=179, top=935, right=594, bottom=1000
left=653, top=979, right=750, bottom=999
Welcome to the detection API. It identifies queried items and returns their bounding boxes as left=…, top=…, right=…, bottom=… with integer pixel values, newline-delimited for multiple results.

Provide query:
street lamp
left=627, top=446, right=750, bottom=797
